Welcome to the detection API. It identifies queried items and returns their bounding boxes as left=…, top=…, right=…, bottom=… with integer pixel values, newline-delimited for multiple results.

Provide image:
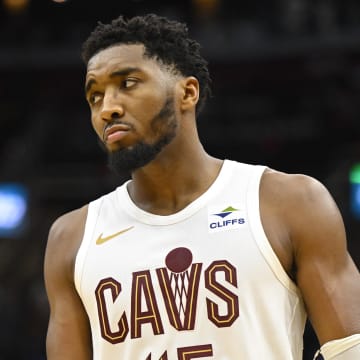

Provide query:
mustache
left=101, top=96, right=174, bottom=142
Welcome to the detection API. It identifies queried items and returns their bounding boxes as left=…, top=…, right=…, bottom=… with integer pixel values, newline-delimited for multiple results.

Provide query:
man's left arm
left=286, top=174, right=360, bottom=359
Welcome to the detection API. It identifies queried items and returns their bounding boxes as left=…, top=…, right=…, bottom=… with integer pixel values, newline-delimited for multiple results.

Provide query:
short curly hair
left=81, top=13, right=211, bottom=115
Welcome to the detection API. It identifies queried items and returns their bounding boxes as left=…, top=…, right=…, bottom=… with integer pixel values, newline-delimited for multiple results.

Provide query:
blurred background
left=0, top=0, right=359, bottom=358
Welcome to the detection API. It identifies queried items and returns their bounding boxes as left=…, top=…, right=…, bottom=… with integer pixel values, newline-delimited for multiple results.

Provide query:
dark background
left=0, top=0, right=359, bottom=359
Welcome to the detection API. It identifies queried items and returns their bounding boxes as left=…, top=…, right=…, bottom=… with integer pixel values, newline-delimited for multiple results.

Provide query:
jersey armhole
left=74, top=197, right=103, bottom=297
left=247, top=165, right=301, bottom=296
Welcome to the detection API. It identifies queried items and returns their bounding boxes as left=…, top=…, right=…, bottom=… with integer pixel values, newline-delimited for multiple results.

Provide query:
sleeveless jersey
left=74, top=160, right=307, bottom=359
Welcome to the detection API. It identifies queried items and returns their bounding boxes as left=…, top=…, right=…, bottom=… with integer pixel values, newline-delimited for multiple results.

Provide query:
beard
left=103, top=96, right=177, bottom=176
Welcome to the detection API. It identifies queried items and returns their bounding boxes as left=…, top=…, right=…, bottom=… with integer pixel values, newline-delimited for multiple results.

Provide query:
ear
left=178, top=76, right=199, bottom=112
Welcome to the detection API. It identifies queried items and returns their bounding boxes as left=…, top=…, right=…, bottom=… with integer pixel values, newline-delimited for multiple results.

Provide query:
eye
left=89, top=92, right=103, bottom=105
left=122, top=78, right=138, bottom=89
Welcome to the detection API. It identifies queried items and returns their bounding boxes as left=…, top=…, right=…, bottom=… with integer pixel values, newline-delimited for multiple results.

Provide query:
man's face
left=85, top=44, right=179, bottom=174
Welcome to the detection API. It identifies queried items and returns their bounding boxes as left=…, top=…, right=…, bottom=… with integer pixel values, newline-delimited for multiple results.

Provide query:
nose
left=100, top=89, right=125, bottom=121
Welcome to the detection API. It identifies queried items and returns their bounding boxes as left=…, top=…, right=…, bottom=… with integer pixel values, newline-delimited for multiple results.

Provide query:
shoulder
left=261, top=168, right=346, bottom=252
left=45, top=205, right=89, bottom=282
left=48, top=205, right=89, bottom=241
left=261, top=168, right=337, bottom=210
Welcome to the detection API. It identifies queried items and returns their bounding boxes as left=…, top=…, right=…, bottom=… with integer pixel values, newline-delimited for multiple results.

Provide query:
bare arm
left=44, top=206, right=92, bottom=359
left=284, top=174, right=360, bottom=344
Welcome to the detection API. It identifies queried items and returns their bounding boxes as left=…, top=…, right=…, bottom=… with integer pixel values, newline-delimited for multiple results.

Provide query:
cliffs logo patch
left=208, top=204, right=246, bottom=233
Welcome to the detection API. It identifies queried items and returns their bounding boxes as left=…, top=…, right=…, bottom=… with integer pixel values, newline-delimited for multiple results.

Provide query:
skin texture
left=44, top=44, right=360, bottom=359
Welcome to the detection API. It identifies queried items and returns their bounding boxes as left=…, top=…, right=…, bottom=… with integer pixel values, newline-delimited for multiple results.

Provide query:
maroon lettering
left=147, top=345, right=213, bottom=360
left=131, top=270, right=164, bottom=338
left=205, top=260, right=239, bottom=327
left=95, top=277, right=129, bottom=344
left=146, top=351, right=168, bottom=360
left=95, top=257, right=240, bottom=346
left=177, top=344, right=213, bottom=359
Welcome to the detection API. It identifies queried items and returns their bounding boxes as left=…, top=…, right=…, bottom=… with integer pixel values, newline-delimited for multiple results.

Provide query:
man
left=44, top=13, right=360, bottom=359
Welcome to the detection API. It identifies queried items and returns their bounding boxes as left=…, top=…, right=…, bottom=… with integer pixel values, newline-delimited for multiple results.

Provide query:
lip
left=103, top=124, right=131, bottom=143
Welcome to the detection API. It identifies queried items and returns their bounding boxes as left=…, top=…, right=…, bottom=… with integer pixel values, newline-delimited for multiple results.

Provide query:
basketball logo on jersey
left=157, top=247, right=201, bottom=330
left=208, top=204, right=246, bottom=233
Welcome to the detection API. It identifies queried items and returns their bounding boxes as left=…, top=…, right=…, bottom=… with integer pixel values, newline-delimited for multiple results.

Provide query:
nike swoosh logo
left=96, top=226, right=134, bottom=245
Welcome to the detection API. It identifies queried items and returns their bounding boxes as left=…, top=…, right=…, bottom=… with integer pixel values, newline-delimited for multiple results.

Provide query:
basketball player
left=44, top=14, right=360, bottom=359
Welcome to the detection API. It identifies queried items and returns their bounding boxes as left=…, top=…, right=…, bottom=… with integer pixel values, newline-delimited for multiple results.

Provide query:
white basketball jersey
left=74, top=160, right=306, bottom=359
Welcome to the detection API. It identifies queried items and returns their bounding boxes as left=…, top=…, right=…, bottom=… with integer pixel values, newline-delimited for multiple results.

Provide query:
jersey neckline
left=116, top=159, right=233, bottom=226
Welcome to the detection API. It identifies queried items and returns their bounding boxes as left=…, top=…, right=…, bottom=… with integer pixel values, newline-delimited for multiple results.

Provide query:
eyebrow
left=85, top=67, right=141, bottom=95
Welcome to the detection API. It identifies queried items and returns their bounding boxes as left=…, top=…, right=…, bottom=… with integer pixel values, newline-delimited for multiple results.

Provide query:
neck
left=127, top=135, right=223, bottom=215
